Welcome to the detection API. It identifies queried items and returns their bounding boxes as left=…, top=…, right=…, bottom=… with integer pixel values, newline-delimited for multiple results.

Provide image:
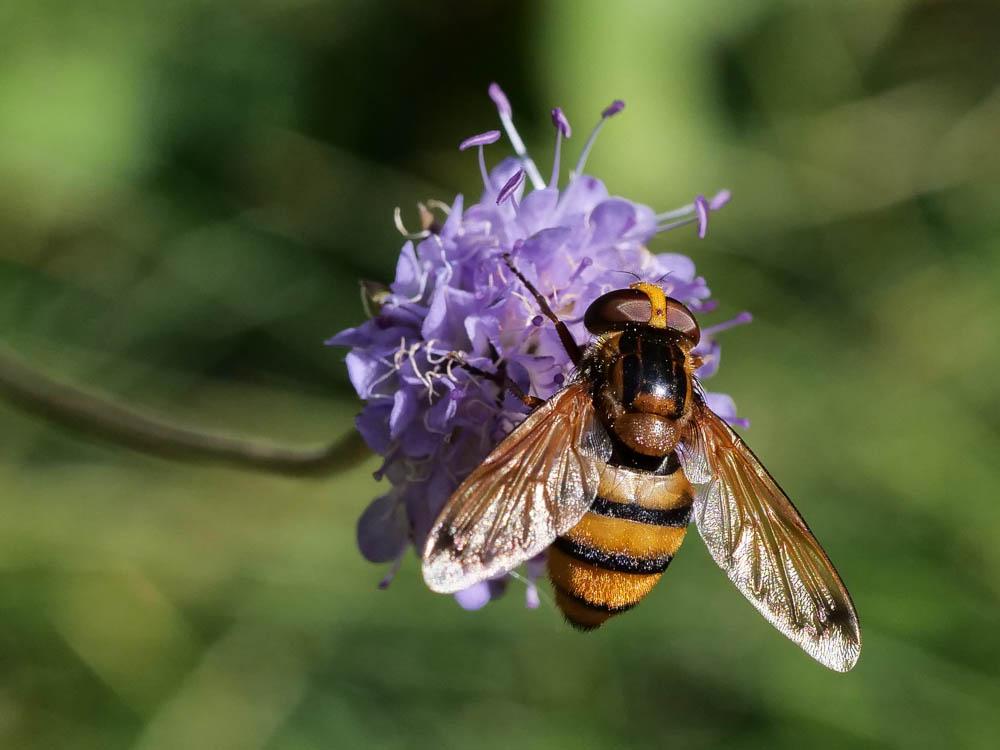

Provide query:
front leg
left=502, top=253, right=582, bottom=367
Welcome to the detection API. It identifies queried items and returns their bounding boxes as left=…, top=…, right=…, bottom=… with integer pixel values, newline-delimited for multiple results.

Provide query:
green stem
left=0, top=344, right=368, bottom=476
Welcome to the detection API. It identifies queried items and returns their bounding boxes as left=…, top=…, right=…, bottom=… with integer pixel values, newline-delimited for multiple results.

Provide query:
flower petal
left=589, top=198, right=637, bottom=246
left=356, top=493, right=409, bottom=563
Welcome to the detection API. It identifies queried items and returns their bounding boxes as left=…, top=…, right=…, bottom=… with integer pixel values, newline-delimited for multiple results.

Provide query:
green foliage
left=1, top=1, right=999, bottom=747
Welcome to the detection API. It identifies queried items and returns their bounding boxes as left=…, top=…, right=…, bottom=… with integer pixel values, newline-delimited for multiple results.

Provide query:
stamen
left=551, top=107, right=571, bottom=137
left=702, top=311, right=753, bottom=337
left=487, top=82, right=512, bottom=116
left=568, top=256, right=592, bottom=283
left=458, top=130, right=501, bottom=150
left=602, top=100, right=625, bottom=118
left=496, top=168, right=525, bottom=207
left=488, top=82, right=546, bottom=190
left=573, top=99, right=625, bottom=177
left=709, top=189, right=732, bottom=210
left=425, top=198, right=452, bottom=215
left=460, top=130, right=501, bottom=190
left=393, top=206, right=430, bottom=240
left=655, top=189, right=731, bottom=222
left=377, top=554, right=405, bottom=589
left=695, top=195, right=710, bottom=239
left=549, top=107, right=571, bottom=187
left=416, top=202, right=443, bottom=235
left=653, top=216, right=698, bottom=234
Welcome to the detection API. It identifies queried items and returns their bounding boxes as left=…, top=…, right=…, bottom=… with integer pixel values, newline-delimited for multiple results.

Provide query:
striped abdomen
left=548, top=457, right=693, bottom=630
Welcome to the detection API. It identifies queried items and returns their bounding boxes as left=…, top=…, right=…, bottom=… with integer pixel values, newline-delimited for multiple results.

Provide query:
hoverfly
left=422, top=255, right=861, bottom=672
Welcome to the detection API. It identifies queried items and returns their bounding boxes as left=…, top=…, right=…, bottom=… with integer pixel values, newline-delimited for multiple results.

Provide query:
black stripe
left=590, top=497, right=692, bottom=527
left=552, top=582, right=637, bottom=615
left=553, top=536, right=672, bottom=575
left=608, top=437, right=680, bottom=474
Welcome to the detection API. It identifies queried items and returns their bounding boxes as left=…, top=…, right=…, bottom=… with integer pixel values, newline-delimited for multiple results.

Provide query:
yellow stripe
left=597, top=465, right=693, bottom=510
left=565, top=512, right=688, bottom=560
left=553, top=588, right=612, bottom=630
left=548, top=546, right=662, bottom=610
left=630, top=282, right=667, bottom=328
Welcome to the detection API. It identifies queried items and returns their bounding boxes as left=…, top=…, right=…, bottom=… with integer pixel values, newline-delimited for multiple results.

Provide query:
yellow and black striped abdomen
left=548, top=461, right=693, bottom=630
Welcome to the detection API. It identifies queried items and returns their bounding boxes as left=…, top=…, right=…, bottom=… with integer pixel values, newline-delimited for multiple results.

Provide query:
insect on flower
left=422, top=264, right=861, bottom=672
left=330, top=84, right=858, bottom=670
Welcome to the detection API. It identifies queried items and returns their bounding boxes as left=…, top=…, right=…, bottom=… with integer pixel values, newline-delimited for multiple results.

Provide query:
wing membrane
left=677, top=392, right=861, bottom=672
left=422, top=382, right=612, bottom=594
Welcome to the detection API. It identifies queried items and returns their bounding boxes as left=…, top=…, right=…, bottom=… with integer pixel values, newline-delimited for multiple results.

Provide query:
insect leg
left=458, top=360, right=544, bottom=410
left=502, top=253, right=582, bottom=366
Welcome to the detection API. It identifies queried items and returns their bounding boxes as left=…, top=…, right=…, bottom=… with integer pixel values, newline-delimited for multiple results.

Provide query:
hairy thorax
left=584, top=326, right=696, bottom=457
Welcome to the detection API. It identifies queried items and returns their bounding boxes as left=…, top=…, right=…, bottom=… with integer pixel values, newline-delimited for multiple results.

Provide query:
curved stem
left=0, top=344, right=369, bottom=476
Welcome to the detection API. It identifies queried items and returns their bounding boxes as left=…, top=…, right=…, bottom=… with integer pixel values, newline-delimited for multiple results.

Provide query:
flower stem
left=0, top=344, right=369, bottom=476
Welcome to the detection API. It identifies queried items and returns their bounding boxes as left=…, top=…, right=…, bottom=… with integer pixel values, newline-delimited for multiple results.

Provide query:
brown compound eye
left=665, top=297, right=700, bottom=343
left=584, top=289, right=652, bottom=334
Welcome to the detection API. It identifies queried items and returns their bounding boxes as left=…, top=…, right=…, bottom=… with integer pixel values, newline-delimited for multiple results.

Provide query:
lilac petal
left=440, top=194, right=464, bottom=236
left=398, top=417, right=441, bottom=459
left=389, top=388, right=418, bottom=439
left=496, top=168, right=525, bottom=205
left=519, top=226, right=572, bottom=264
left=345, top=351, right=383, bottom=398
left=709, top=189, right=732, bottom=210
left=355, top=405, right=392, bottom=454
left=705, top=391, right=750, bottom=429
left=626, top=203, right=658, bottom=241
left=454, top=577, right=509, bottom=610
left=406, top=470, right=457, bottom=550
left=695, top=194, right=710, bottom=239
left=459, top=130, right=501, bottom=151
left=488, top=82, right=512, bottom=116
left=390, top=241, right=423, bottom=298
left=654, top=253, right=697, bottom=283
left=325, top=325, right=367, bottom=348
left=551, top=107, right=571, bottom=137
left=425, top=385, right=460, bottom=432
left=589, top=198, right=637, bottom=246
left=455, top=581, right=492, bottom=610
left=464, top=313, right=501, bottom=358
left=516, top=188, right=559, bottom=235
left=705, top=392, right=737, bottom=421
left=556, top=174, right=609, bottom=217
left=693, top=338, right=721, bottom=379
left=422, top=286, right=478, bottom=346
left=602, top=99, right=625, bottom=118
left=356, top=494, right=409, bottom=563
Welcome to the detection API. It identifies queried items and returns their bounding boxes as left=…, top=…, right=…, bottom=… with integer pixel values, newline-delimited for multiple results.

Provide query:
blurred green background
left=2, top=1, right=999, bottom=748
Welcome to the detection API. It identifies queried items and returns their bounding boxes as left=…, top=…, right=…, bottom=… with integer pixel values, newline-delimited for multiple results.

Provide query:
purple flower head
left=328, top=85, right=746, bottom=608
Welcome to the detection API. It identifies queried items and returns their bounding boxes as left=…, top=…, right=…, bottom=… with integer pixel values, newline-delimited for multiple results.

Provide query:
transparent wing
left=422, top=382, right=612, bottom=594
left=677, top=391, right=862, bottom=672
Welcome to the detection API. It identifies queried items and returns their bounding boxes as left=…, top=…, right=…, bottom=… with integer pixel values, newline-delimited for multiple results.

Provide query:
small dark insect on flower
left=328, top=84, right=747, bottom=609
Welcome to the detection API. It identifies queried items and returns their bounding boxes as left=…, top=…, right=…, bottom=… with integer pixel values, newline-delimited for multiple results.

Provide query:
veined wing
left=677, top=390, right=861, bottom=672
left=422, top=381, right=612, bottom=594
